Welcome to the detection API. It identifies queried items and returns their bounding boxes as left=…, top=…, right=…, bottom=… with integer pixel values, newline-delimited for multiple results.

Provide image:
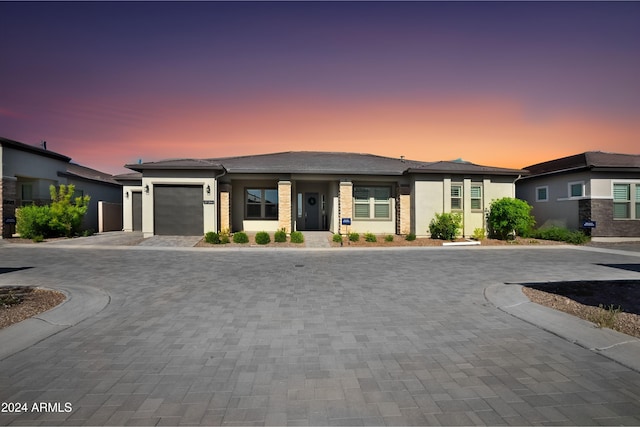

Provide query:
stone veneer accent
left=581, top=198, right=640, bottom=237
left=219, top=191, right=230, bottom=232
left=339, top=181, right=353, bottom=235
left=398, top=194, right=411, bottom=235
left=278, top=181, right=292, bottom=233
left=1, top=177, right=17, bottom=238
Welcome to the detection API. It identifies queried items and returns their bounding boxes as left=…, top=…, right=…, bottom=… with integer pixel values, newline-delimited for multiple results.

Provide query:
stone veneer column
left=278, top=181, right=292, bottom=233
left=339, top=181, right=353, bottom=235
left=399, top=194, right=411, bottom=235
left=1, top=177, right=17, bottom=238
left=220, top=191, right=230, bottom=232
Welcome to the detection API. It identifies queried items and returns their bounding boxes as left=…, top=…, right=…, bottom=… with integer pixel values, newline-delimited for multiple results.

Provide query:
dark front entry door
left=304, top=192, right=320, bottom=230
left=132, top=192, right=142, bottom=231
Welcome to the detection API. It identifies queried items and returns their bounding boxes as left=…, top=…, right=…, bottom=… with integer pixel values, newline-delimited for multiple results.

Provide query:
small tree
left=429, top=212, right=462, bottom=240
left=48, top=184, right=90, bottom=237
left=487, top=197, right=535, bottom=240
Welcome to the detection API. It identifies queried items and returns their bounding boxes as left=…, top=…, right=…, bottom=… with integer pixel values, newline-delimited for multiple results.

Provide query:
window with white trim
left=353, top=186, right=391, bottom=219
left=470, top=185, right=482, bottom=210
left=613, top=183, right=640, bottom=220
left=536, top=186, right=548, bottom=202
left=246, top=188, right=278, bottom=219
left=569, top=181, right=584, bottom=198
left=451, top=184, right=462, bottom=210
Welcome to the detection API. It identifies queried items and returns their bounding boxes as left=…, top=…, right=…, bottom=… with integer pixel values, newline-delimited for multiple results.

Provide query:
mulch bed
left=522, top=281, right=640, bottom=338
left=0, top=286, right=66, bottom=329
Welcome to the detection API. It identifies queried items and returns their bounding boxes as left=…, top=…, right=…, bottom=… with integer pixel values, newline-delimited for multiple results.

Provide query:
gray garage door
left=132, top=192, right=142, bottom=231
left=154, top=185, right=203, bottom=235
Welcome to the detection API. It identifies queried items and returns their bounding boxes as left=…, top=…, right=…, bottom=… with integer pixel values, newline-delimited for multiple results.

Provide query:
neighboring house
left=121, top=151, right=524, bottom=238
left=0, top=136, right=122, bottom=238
left=516, top=151, right=640, bottom=240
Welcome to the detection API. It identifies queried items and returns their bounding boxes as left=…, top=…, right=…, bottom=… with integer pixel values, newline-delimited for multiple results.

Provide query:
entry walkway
left=302, top=231, right=332, bottom=248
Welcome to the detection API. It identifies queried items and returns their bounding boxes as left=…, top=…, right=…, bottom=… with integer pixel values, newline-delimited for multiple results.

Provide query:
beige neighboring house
left=119, top=151, right=524, bottom=238
left=517, top=151, right=640, bottom=241
left=1, top=136, right=122, bottom=238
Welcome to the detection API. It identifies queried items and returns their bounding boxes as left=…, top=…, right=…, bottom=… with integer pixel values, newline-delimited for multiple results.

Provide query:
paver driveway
left=0, top=245, right=639, bottom=426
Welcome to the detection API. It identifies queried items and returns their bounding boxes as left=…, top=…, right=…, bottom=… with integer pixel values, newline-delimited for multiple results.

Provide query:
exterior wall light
left=206, top=184, right=211, bottom=195
left=125, top=191, right=129, bottom=198
left=144, top=185, right=149, bottom=194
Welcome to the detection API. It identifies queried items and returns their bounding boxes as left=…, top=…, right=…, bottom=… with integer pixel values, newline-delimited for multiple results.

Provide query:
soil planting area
left=522, top=281, right=640, bottom=338
left=0, top=286, right=66, bottom=329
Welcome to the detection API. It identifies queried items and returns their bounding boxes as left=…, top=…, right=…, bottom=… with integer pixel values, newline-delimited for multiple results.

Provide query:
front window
left=246, top=188, right=278, bottom=219
left=612, top=183, right=640, bottom=220
left=353, top=186, right=391, bottom=219
left=470, top=185, right=482, bottom=210
left=451, top=184, right=462, bottom=210
left=569, top=182, right=584, bottom=198
left=21, top=183, right=33, bottom=206
left=536, top=186, right=548, bottom=202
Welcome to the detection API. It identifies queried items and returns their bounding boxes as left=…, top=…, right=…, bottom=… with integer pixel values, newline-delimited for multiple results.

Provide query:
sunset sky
left=2, top=1, right=639, bottom=175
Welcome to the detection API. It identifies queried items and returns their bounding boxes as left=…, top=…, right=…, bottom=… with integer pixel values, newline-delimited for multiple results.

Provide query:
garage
left=153, top=185, right=203, bottom=235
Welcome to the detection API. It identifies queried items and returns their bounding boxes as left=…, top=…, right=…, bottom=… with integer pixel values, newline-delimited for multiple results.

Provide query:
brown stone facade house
left=119, top=151, right=524, bottom=238
left=516, top=151, right=640, bottom=240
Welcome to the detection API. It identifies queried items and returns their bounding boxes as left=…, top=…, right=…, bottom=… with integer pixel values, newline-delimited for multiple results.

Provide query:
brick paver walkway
left=0, top=245, right=639, bottom=425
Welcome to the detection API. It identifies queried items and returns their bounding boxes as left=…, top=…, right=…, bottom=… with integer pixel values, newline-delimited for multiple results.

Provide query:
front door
left=304, top=192, right=320, bottom=230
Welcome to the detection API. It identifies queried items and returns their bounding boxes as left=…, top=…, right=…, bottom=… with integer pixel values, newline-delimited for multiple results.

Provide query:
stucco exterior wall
left=122, top=185, right=142, bottom=232
left=413, top=177, right=445, bottom=237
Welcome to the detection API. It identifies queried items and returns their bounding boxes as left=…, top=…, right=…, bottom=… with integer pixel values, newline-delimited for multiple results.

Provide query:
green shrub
left=204, top=231, right=220, bottom=244
left=255, top=231, right=271, bottom=245
left=332, top=234, right=343, bottom=243
left=32, top=235, right=44, bottom=243
left=349, top=232, right=360, bottom=242
left=384, top=234, right=394, bottom=242
left=82, top=229, right=95, bottom=237
left=531, top=226, right=590, bottom=244
left=274, top=228, right=287, bottom=243
left=219, top=229, right=230, bottom=244
left=429, top=212, right=462, bottom=240
left=488, top=197, right=535, bottom=240
left=472, top=228, right=486, bottom=240
left=16, top=205, right=53, bottom=239
left=48, top=184, right=90, bottom=238
left=364, top=233, right=377, bottom=242
left=290, top=231, right=304, bottom=244
left=405, top=233, right=416, bottom=241
left=232, top=231, right=249, bottom=244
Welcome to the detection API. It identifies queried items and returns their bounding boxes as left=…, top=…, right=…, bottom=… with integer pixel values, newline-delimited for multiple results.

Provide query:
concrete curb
left=0, top=284, right=110, bottom=361
left=485, top=282, right=640, bottom=373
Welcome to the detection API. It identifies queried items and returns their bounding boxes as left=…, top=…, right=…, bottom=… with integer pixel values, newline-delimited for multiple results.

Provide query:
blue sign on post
left=341, top=218, right=351, bottom=226
left=582, top=220, right=596, bottom=228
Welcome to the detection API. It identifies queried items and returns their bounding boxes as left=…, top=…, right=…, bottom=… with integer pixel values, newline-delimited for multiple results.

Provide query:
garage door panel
left=154, top=185, right=203, bottom=235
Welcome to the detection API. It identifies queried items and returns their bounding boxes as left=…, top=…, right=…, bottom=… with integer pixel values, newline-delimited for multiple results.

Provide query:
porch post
left=398, top=185, right=411, bottom=235
left=339, top=181, right=353, bottom=235
left=278, top=180, right=292, bottom=233
left=219, top=183, right=232, bottom=232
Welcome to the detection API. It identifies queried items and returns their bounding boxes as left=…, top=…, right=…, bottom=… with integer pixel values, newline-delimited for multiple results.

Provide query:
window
left=536, top=186, right=548, bottom=202
left=569, top=182, right=584, bottom=198
left=246, top=189, right=278, bottom=219
left=21, top=184, right=33, bottom=206
left=451, top=184, right=462, bottom=210
left=470, top=185, right=482, bottom=210
left=353, top=186, right=391, bottom=219
left=637, top=185, right=640, bottom=219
